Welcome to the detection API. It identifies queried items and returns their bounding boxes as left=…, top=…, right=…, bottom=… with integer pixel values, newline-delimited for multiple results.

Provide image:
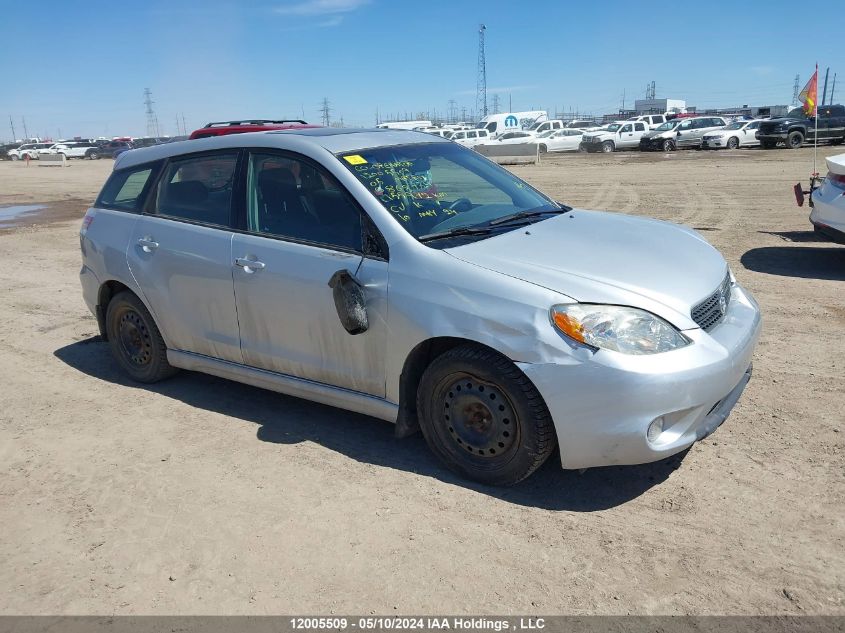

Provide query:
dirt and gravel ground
left=0, top=147, right=842, bottom=615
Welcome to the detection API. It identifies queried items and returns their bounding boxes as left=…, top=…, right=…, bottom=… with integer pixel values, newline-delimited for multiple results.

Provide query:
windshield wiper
left=418, top=226, right=494, bottom=243
left=489, top=206, right=570, bottom=226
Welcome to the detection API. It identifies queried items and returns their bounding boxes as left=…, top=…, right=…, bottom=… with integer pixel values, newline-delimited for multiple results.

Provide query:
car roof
left=114, top=128, right=450, bottom=170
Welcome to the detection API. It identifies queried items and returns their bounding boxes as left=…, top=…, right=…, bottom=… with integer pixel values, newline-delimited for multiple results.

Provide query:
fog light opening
left=647, top=416, right=665, bottom=443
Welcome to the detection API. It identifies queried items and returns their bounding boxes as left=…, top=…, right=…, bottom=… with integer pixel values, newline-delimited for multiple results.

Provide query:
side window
left=96, top=164, right=157, bottom=212
left=467, top=131, right=477, bottom=139
left=247, top=152, right=363, bottom=253
left=678, top=120, right=693, bottom=130
left=154, top=152, right=238, bottom=227
left=488, top=122, right=497, bottom=133
left=621, top=124, right=633, bottom=133
left=635, top=122, right=646, bottom=131
left=747, top=121, right=759, bottom=130
left=454, top=132, right=465, bottom=140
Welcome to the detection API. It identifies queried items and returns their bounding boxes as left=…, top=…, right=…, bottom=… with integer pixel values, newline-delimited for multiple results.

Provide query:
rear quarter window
left=96, top=164, right=159, bottom=212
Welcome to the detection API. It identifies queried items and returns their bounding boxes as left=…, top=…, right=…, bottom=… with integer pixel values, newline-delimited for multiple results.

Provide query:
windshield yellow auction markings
left=344, top=154, right=367, bottom=165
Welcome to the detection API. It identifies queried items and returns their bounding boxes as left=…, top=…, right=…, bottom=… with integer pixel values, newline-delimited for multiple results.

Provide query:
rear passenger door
left=126, top=150, right=244, bottom=363
left=230, top=150, right=388, bottom=396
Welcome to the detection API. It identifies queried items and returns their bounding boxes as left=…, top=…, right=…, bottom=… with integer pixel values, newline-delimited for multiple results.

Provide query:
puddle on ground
left=0, top=200, right=89, bottom=229
left=0, top=205, right=48, bottom=227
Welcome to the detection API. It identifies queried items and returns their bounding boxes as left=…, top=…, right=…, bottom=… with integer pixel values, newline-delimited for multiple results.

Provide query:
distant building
left=634, top=98, right=687, bottom=115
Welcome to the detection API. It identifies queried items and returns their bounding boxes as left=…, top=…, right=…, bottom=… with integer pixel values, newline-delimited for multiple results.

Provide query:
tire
left=10, top=154, right=19, bottom=161
left=578, top=143, right=588, bottom=153
left=760, top=139, right=777, bottom=149
left=105, top=291, right=177, bottom=383
left=786, top=130, right=804, bottom=149
left=87, top=150, right=100, bottom=160
left=601, top=141, right=615, bottom=153
left=727, top=136, right=739, bottom=149
left=538, top=144, right=548, bottom=154
left=417, top=344, right=556, bottom=486
left=662, top=139, right=675, bottom=152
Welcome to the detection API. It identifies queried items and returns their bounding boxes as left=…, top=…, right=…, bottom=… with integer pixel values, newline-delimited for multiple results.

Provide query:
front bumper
left=520, top=282, right=762, bottom=470
left=639, top=138, right=667, bottom=151
left=701, top=138, right=723, bottom=149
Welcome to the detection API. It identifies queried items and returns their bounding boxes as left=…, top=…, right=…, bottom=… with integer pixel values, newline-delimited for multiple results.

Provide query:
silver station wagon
left=79, top=129, right=761, bottom=485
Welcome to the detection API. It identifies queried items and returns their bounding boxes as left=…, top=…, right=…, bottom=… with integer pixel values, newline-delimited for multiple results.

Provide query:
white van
left=476, top=111, right=547, bottom=138
left=627, top=114, right=667, bottom=130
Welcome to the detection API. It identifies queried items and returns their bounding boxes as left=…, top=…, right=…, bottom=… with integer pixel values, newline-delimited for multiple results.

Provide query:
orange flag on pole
left=799, top=65, right=818, bottom=116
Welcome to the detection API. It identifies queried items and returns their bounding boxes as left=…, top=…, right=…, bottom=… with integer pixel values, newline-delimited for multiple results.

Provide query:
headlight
left=550, top=304, right=691, bottom=355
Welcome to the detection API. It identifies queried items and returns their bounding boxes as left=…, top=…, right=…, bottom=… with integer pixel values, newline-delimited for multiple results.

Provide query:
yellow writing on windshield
left=344, top=154, right=368, bottom=165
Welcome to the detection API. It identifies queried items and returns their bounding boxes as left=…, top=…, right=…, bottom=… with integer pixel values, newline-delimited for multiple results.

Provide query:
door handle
left=235, top=257, right=265, bottom=272
left=137, top=237, right=159, bottom=252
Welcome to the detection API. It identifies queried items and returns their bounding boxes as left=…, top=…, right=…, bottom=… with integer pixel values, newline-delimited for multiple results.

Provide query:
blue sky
left=2, top=0, right=843, bottom=140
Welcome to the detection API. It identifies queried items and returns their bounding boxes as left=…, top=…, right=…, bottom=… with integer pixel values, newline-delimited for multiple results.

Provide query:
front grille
left=691, top=273, right=732, bottom=331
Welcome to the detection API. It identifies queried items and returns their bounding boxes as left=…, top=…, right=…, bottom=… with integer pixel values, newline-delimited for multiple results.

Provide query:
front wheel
left=417, top=345, right=557, bottom=485
left=538, top=144, right=548, bottom=153
left=10, top=154, right=19, bottom=161
left=601, top=141, right=615, bottom=153
left=662, top=139, right=675, bottom=152
left=87, top=151, right=100, bottom=160
left=106, top=291, right=178, bottom=383
left=727, top=136, right=739, bottom=149
left=787, top=130, right=804, bottom=149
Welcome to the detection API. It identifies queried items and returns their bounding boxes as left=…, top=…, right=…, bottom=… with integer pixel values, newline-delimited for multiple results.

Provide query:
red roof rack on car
left=189, top=119, right=320, bottom=139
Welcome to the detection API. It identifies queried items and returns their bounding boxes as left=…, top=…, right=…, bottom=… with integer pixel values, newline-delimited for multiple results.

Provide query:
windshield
left=605, top=124, right=621, bottom=132
left=787, top=107, right=807, bottom=118
left=725, top=122, right=744, bottom=130
left=339, top=143, right=560, bottom=241
left=537, top=130, right=555, bottom=138
left=654, top=120, right=679, bottom=131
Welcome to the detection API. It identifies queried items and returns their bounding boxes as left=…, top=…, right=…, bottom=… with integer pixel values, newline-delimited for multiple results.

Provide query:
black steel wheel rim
left=433, top=372, right=519, bottom=462
left=117, top=309, right=153, bottom=366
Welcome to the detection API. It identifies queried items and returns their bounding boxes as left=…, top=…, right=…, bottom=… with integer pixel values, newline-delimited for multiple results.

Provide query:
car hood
left=445, top=210, right=728, bottom=329
left=642, top=129, right=676, bottom=138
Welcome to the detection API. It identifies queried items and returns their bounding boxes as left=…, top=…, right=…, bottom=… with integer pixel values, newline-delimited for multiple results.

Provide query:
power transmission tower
left=447, top=100, right=457, bottom=124
left=182, top=113, right=187, bottom=136
left=645, top=81, right=656, bottom=100
left=320, top=98, right=331, bottom=126
left=22, top=117, right=28, bottom=140
left=9, top=115, right=16, bottom=141
left=822, top=67, right=830, bottom=106
left=476, top=24, right=487, bottom=118
left=144, top=88, right=160, bottom=137
left=831, top=74, right=837, bottom=104
left=792, top=74, right=800, bottom=107
left=491, top=94, right=500, bottom=114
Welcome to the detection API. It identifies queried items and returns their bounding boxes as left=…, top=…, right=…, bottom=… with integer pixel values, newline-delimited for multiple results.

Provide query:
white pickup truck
left=579, top=121, right=649, bottom=152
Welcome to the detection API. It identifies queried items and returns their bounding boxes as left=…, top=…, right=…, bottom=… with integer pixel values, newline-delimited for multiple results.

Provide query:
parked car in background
left=806, top=153, right=845, bottom=242
left=79, top=128, right=760, bottom=485
left=627, top=114, right=667, bottom=129
left=44, top=141, right=103, bottom=159
left=426, top=129, right=454, bottom=139
left=450, top=128, right=491, bottom=147
left=581, top=121, right=649, bottom=152
left=756, top=105, right=845, bottom=149
left=96, top=140, right=135, bottom=159
left=701, top=120, right=763, bottom=150
left=0, top=142, right=20, bottom=160
left=566, top=120, right=599, bottom=130
left=492, top=131, right=536, bottom=144
left=640, top=117, right=727, bottom=151
left=476, top=111, right=547, bottom=138
left=526, top=119, right=566, bottom=135
left=132, top=137, right=170, bottom=149
left=536, top=129, right=584, bottom=153
left=7, top=142, right=54, bottom=160
left=189, top=119, right=320, bottom=140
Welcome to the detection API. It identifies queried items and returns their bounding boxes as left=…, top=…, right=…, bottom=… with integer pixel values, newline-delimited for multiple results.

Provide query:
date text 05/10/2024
left=289, top=618, right=546, bottom=631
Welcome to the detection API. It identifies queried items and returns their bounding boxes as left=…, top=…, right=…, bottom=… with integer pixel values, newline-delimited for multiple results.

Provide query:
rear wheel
left=787, top=130, right=804, bottom=149
left=106, top=291, right=177, bottom=383
left=662, top=139, right=675, bottom=152
left=601, top=140, right=615, bottom=153
left=727, top=136, right=739, bottom=149
left=417, top=345, right=556, bottom=486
